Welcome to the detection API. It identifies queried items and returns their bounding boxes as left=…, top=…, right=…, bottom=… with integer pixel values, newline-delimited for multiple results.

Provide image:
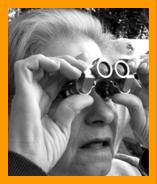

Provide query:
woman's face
left=43, top=36, right=127, bottom=176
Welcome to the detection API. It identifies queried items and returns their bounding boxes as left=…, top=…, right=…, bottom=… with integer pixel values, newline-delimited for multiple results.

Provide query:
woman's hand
left=9, top=54, right=93, bottom=172
left=112, top=56, right=149, bottom=148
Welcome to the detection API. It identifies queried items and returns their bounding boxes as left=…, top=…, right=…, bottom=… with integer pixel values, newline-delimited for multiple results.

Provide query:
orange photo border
left=0, top=0, right=156, bottom=183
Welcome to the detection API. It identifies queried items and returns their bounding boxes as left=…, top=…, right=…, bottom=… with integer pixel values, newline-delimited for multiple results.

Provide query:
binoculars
left=61, top=58, right=138, bottom=99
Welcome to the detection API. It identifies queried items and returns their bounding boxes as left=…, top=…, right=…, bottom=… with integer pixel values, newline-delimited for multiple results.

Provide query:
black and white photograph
left=8, top=8, right=149, bottom=176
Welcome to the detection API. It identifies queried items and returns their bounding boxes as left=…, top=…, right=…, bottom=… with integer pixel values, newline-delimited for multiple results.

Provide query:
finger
left=137, top=61, right=149, bottom=75
left=39, top=72, right=65, bottom=90
left=39, top=55, right=88, bottom=98
left=133, top=85, right=148, bottom=110
left=15, top=54, right=82, bottom=81
left=15, top=54, right=83, bottom=96
left=38, top=75, right=66, bottom=115
left=59, top=58, right=82, bottom=79
left=137, top=62, right=149, bottom=87
left=44, top=75, right=67, bottom=101
left=43, top=55, right=88, bottom=99
left=54, top=95, right=94, bottom=133
left=112, top=93, right=146, bottom=124
left=14, top=54, right=60, bottom=86
left=39, top=74, right=68, bottom=115
left=112, top=93, right=148, bottom=146
left=58, top=55, right=88, bottom=72
left=128, top=59, right=137, bottom=74
left=25, top=54, right=60, bottom=72
left=40, top=57, right=82, bottom=100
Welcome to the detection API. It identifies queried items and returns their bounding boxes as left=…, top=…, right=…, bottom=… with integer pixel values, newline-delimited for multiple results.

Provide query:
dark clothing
left=8, top=151, right=46, bottom=176
left=8, top=149, right=148, bottom=176
left=139, top=148, right=149, bottom=175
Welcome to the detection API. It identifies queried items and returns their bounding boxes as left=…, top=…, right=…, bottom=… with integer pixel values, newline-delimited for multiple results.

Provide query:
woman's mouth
left=80, top=138, right=112, bottom=150
left=77, top=137, right=113, bottom=163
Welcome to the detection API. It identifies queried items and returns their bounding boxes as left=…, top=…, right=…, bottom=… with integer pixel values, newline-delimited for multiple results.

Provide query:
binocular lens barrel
left=116, top=63, right=126, bottom=75
left=92, top=59, right=129, bottom=79
left=92, top=59, right=112, bottom=78
left=60, top=58, right=131, bottom=99
left=114, top=60, right=130, bottom=78
left=98, top=62, right=111, bottom=76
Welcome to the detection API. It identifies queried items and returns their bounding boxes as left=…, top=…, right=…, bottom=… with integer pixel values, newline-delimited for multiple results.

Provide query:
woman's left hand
left=112, top=56, right=149, bottom=148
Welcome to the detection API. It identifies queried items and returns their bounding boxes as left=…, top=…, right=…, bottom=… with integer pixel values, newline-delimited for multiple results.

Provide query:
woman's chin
left=64, top=162, right=111, bottom=176
left=50, top=159, right=112, bottom=176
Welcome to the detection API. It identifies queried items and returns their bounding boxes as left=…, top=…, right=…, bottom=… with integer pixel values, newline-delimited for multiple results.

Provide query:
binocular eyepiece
left=60, top=58, right=136, bottom=99
left=91, top=58, right=130, bottom=79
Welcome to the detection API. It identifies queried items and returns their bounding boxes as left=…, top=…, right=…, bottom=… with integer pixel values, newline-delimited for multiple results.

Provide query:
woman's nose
left=84, top=92, right=115, bottom=127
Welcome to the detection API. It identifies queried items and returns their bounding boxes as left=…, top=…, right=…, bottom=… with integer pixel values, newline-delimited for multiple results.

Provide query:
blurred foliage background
left=8, top=8, right=149, bottom=39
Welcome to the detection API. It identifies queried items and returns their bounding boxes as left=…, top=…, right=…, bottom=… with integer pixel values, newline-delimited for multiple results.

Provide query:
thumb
left=112, top=93, right=148, bottom=147
left=55, top=94, right=93, bottom=132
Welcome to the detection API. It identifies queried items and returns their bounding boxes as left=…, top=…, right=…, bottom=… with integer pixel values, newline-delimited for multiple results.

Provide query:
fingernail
left=140, top=62, right=148, bottom=70
left=129, top=61, right=135, bottom=67
left=128, top=61, right=136, bottom=73
left=76, top=53, right=89, bottom=61
left=141, top=62, right=148, bottom=69
left=73, top=67, right=82, bottom=78
left=138, top=62, right=149, bottom=75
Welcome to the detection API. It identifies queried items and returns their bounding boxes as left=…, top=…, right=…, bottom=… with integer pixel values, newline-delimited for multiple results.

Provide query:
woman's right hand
left=9, top=54, right=93, bottom=173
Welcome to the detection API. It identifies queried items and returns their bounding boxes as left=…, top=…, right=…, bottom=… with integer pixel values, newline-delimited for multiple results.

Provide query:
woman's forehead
left=43, top=36, right=103, bottom=65
left=42, top=36, right=134, bottom=66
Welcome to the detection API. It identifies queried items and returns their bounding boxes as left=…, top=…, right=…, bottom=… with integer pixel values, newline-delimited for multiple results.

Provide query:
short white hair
left=9, top=9, right=106, bottom=63
left=8, top=8, right=112, bottom=110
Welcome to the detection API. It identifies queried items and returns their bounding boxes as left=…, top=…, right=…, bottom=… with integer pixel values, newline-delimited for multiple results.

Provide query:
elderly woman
left=8, top=9, right=148, bottom=176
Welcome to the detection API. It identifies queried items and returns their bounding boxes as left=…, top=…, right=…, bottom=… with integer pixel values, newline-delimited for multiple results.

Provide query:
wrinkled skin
left=9, top=37, right=148, bottom=175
